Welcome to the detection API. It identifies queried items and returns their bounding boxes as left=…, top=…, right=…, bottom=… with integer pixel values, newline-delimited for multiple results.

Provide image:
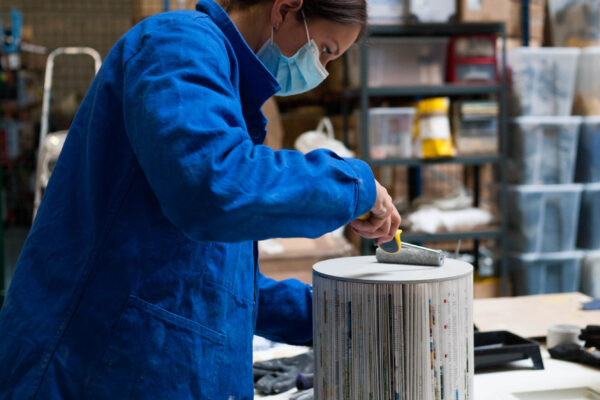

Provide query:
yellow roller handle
left=358, top=212, right=371, bottom=221
left=356, top=213, right=402, bottom=254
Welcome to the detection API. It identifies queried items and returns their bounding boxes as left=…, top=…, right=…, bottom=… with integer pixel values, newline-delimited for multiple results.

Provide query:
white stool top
left=313, top=256, right=473, bottom=284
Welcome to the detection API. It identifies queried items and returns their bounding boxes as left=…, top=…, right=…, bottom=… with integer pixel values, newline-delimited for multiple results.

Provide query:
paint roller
left=358, top=213, right=445, bottom=266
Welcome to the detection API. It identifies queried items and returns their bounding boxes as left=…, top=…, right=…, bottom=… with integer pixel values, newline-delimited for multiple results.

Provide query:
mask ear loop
left=301, top=10, right=311, bottom=42
left=300, top=9, right=329, bottom=78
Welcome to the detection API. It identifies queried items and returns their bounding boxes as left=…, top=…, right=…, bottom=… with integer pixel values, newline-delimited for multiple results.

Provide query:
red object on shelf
left=447, top=35, right=499, bottom=84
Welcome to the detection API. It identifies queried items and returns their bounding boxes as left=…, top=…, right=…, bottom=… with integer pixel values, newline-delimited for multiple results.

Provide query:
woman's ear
left=270, top=0, right=303, bottom=31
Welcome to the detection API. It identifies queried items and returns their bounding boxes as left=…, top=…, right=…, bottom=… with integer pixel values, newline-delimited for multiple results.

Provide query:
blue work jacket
left=0, top=1, right=375, bottom=399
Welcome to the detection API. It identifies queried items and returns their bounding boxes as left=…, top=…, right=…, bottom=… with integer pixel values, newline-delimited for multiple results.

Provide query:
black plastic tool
left=474, top=330, right=544, bottom=371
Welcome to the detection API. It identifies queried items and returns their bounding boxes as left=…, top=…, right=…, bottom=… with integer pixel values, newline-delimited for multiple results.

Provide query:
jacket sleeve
left=254, top=272, right=313, bottom=345
left=122, top=17, right=376, bottom=243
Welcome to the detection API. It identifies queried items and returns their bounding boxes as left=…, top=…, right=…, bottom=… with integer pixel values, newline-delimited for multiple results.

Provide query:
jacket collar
left=196, top=0, right=280, bottom=112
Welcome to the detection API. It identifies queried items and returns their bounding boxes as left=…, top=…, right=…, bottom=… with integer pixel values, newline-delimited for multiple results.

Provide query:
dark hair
left=220, top=0, right=367, bottom=31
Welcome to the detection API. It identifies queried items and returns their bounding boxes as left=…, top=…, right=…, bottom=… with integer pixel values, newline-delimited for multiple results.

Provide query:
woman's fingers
left=377, top=208, right=401, bottom=245
left=351, top=179, right=403, bottom=244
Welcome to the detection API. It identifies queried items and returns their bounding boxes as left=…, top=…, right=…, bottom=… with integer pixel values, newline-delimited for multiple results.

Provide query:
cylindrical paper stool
left=313, top=256, right=474, bottom=400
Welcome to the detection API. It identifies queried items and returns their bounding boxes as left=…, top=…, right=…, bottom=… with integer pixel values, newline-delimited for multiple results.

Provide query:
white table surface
left=255, top=293, right=600, bottom=399
left=474, top=349, right=600, bottom=400
left=255, top=347, right=600, bottom=400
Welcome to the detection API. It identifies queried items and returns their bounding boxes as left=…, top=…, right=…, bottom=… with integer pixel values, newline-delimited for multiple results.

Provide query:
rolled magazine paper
left=313, top=256, right=474, bottom=400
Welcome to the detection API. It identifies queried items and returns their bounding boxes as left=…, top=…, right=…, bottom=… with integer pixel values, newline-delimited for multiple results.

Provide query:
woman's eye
left=321, top=46, right=332, bottom=55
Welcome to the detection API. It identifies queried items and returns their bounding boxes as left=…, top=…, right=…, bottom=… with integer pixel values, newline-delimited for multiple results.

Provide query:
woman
left=0, top=0, right=401, bottom=398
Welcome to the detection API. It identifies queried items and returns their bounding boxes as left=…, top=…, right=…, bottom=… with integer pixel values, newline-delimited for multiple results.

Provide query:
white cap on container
left=583, top=182, right=600, bottom=191
left=369, top=107, right=416, bottom=115
left=508, top=251, right=585, bottom=262
left=512, top=116, right=583, bottom=125
left=581, top=46, right=600, bottom=55
left=583, top=249, right=600, bottom=259
left=370, top=37, right=450, bottom=45
left=508, top=184, right=584, bottom=193
left=581, top=116, right=600, bottom=124
left=509, top=47, right=581, bottom=56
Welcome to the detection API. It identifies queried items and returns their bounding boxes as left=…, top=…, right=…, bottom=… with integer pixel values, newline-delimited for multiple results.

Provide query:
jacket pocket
left=89, top=295, right=225, bottom=400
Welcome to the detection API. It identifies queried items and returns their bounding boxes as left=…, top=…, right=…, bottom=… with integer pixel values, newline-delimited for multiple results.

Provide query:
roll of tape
left=547, top=324, right=582, bottom=349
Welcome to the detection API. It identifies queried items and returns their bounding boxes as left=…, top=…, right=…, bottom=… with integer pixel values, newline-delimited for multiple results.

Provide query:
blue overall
left=0, top=1, right=376, bottom=398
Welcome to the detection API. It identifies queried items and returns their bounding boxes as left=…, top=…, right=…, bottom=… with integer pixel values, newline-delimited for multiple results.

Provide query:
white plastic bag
left=294, top=117, right=354, bottom=158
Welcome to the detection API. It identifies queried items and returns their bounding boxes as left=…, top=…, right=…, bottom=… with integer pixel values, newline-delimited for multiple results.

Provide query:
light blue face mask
left=257, top=11, right=329, bottom=96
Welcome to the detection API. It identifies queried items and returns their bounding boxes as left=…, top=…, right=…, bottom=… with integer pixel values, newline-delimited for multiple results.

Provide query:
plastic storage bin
left=356, top=108, right=416, bottom=159
left=507, top=184, right=583, bottom=253
left=368, top=0, right=404, bottom=25
left=577, top=183, right=600, bottom=249
left=348, top=37, right=449, bottom=87
left=508, top=47, right=580, bottom=116
left=410, top=0, right=455, bottom=23
left=574, top=48, right=600, bottom=115
left=581, top=250, right=600, bottom=298
left=509, top=251, right=583, bottom=296
left=508, top=117, right=581, bottom=184
left=575, top=117, right=600, bottom=183
left=452, top=101, right=498, bottom=155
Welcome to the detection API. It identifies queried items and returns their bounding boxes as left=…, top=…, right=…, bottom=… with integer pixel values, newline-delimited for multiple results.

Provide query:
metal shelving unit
left=343, top=84, right=502, bottom=98
left=0, top=170, right=4, bottom=306
left=343, top=22, right=509, bottom=294
left=367, top=155, right=501, bottom=167
left=402, top=229, right=503, bottom=243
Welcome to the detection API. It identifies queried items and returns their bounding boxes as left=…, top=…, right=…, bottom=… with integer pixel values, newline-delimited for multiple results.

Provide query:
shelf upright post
left=522, top=0, right=530, bottom=46
left=500, top=22, right=509, bottom=296
left=0, top=165, right=3, bottom=307
left=359, top=34, right=370, bottom=165
left=164, top=0, right=170, bottom=12
left=360, top=32, right=372, bottom=255
left=473, top=164, right=481, bottom=270
left=408, top=167, right=421, bottom=201
left=341, top=53, right=350, bottom=147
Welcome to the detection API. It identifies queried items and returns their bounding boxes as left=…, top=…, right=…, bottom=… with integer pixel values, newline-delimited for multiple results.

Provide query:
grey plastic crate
left=508, top=117, right=581, bottom=184
left=509, top=251, right=583, bottom=296
left=575, top=117, right=600, bottom=183
left=581, top=250, right=600, bottom=298
left=577, top=183, right=600, bottom=249
left=507, top=184, right=583, bottom=252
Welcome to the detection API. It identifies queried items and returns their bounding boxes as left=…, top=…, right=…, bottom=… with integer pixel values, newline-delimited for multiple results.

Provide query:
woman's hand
left=349, top=180, right=401, bottom=245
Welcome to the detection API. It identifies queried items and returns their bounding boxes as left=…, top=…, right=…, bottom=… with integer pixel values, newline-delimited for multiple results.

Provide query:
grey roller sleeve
left=376, top=246, right=445, bottom=267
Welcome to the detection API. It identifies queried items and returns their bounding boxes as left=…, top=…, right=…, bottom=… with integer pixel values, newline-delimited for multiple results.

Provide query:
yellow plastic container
left=415, top=97, right=454, bottom=158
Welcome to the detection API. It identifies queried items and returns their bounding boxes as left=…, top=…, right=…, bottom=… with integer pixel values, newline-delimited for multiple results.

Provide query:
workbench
left=255, top=293, right=600, bottom=399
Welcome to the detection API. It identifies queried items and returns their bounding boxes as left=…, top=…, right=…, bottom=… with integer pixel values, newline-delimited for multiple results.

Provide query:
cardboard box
left=458, top=0, right=545, bottom=42
left=259, top=234, right=356, bottom=284
left=508, top=0, right=545, bottom=42
left=548, top=0, right=600, bottom=47
left=280, top=106, right=326, bottom=149
left=474, top=276, right=511, bottom=298
left=474, top=293, right=599, bottom=338
left=458, top=0, right=510, bottom=23
left=133, top=0, right=197, bottom=21
left=504, top=37, right=542, bottom=51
